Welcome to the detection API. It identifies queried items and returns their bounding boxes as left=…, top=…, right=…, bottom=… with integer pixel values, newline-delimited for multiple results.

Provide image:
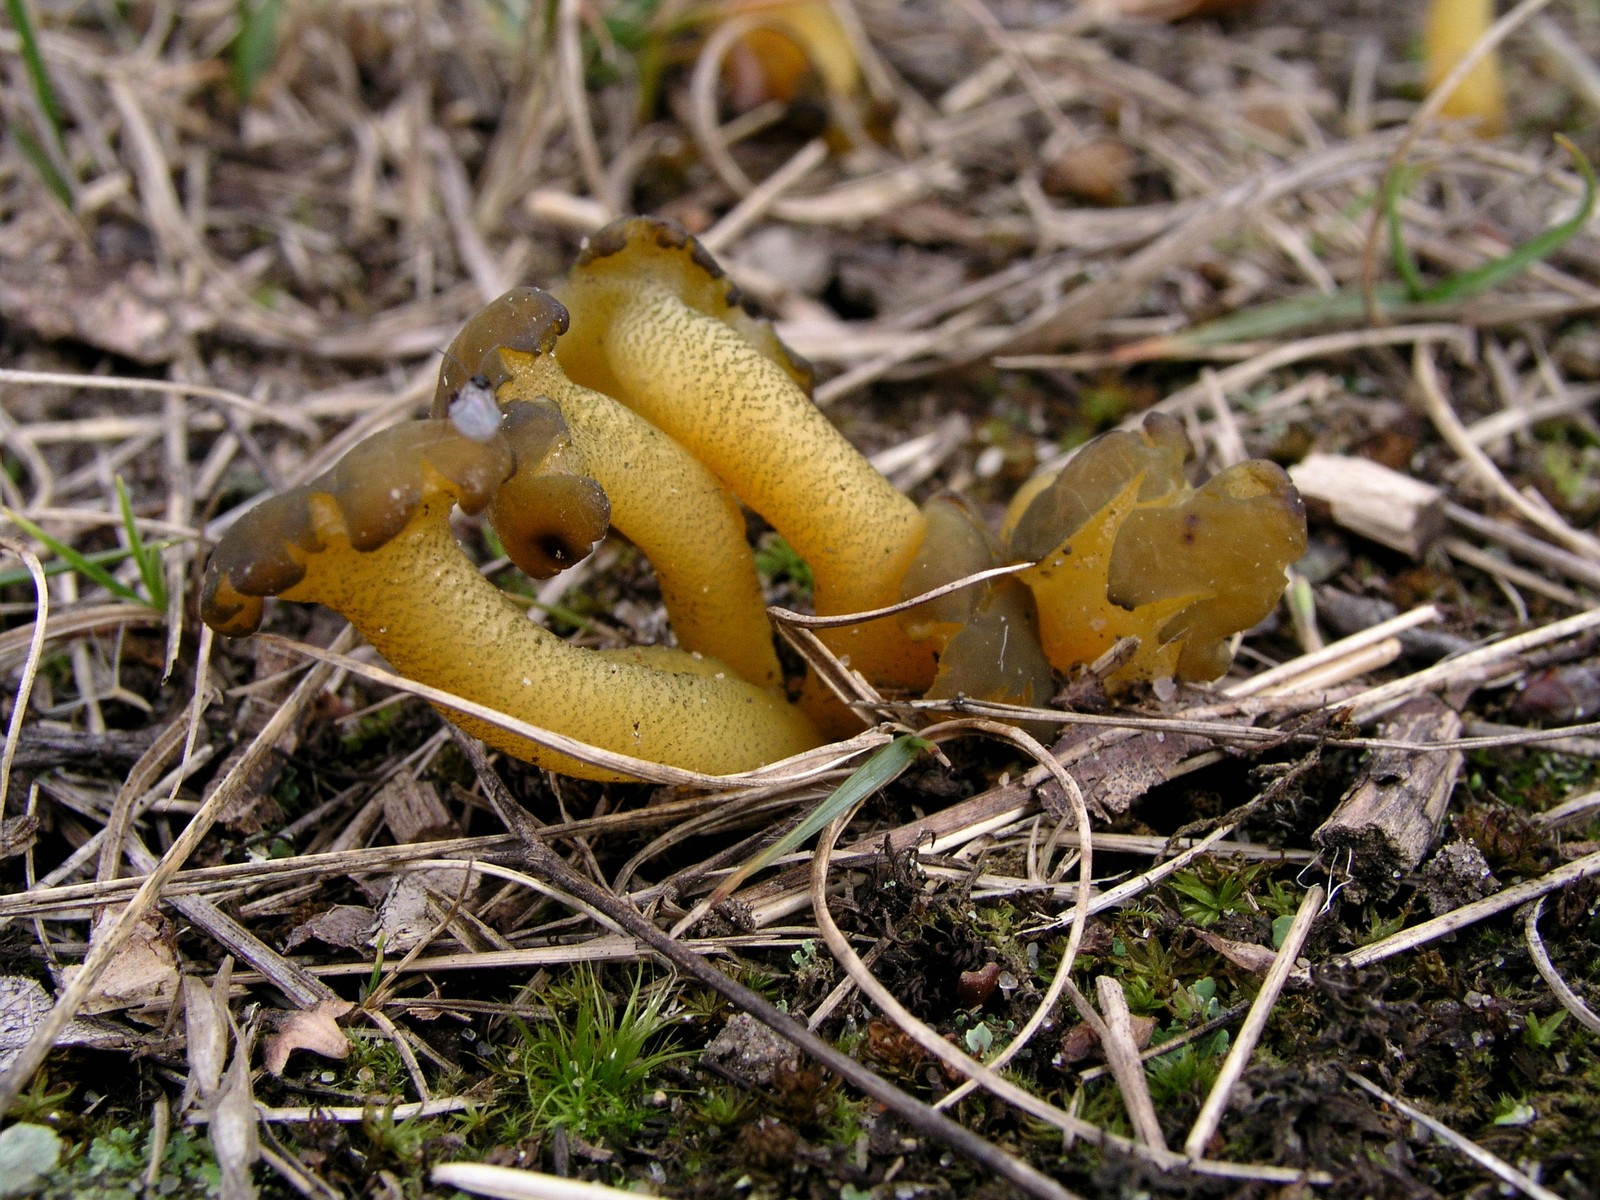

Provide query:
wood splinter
left=1289, top=453, right=1446, bottom=560
left=1314, top=694, right=1463, bottom=896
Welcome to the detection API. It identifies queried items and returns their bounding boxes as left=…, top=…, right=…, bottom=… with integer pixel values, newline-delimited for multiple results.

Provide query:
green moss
left=37, top=1127, right=221, bottom=1200
left=495, top=965, right=686, bottom=1145
left=754, top=532, right=814, bottom=599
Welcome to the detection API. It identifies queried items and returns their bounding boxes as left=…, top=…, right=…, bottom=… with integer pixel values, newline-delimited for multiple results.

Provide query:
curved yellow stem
left=201, top=421, right=821, bottom=780
left=558, top=218, right=935, bottom=702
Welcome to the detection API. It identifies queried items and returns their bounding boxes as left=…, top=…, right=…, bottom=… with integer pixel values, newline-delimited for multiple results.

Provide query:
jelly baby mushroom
left=200, top=411, right=820, bottom=781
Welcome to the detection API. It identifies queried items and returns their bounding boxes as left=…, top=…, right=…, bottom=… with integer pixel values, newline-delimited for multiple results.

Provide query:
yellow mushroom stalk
left=434, top=286, right=784, bottom=692
left=719, top=0, right=864, bottom=109
left=556, top=217, right=936, bottom=706
left=1424, top=0, right=1506, bottom=136
left=200, top=418, right=820, bottom=781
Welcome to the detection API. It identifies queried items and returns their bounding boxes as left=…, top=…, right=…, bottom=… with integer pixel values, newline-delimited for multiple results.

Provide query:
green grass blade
left=5, top=0, right=64, bottom=150
left=232, top=0, right=284, bottom=104
left=1166, top=138, right=1596, bottom=353
left=1417, top=135, right=1597, bottom=303
left=1384, top=164, right=1428, bottom=300
left=115, top=477, right=167, bottom=610
left=0, top=544, right=171, bottom=590
left=6, top=120, right=72, bottom=209
left=1, top=508, right=146, bottom=605
left=707, top=735, right=933, bottom=907
left=1162, top=285, right=1408, bottom=348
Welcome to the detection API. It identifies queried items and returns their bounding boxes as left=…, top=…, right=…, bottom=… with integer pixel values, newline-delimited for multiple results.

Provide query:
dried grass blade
left=1347, top=1074, right=1565, bottom=1200
left=1344, top=845, right=1600, bottom=969
left=1414, top=343, right=1600, bottom=562
left=0, top=541, right=47, bottom=813
left=1523, top=897, right=1600, bottom=1035
left=702, top=735, right=932, bottom=911
left=1183, top=884, right=1324, bottom=1158
left=432, top=1162, right=652, bottom=1199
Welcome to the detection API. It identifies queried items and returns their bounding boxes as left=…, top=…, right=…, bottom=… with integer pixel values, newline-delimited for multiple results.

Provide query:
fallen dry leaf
left=283, top=904, right=377, bottom=952
left=261, top=999, right=354, bottom=1076
left=212, top=1047, right=261, bottom=1200
left=374, top=877, right=435, bottom=954
left=0, top=978, right=54, bottom=1076
left=63, top=912, right=179, bottom=1017
left=1042, top=724, right=1215, bottom=818
left=182, top=967, right=232, bottom=1109
left=1193, top=928, right=1282, bottom=974
left=0, top=976, right=141, bottom=1072
left=373, top=864, right=480, bottom=953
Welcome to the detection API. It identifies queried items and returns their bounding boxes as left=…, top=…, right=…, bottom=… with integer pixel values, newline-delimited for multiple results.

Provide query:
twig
left=1093, top=976, right=1167, bottom=1150
left=1343, top=845, right=1600, bottom=969
left=1229, top=604, right=1441, bottom=698
left=1445, top=538, right=1588, bottom=609
left=1446, top=502, right=1600, bottom=592
left=1183, top=884, right=1324, bottom=1158
left=0, top=368, right=317, bottom=435
left=189, top=1098, right=474, bottom=1125
left=1531, top=16, right=1600, bottom=114
left=1338, top=607, right=1600, bottom=723
left=125, top=838, right=335, bottom=1012
left=1347, top=1074, right=1565, bottom=1200
left=451, top=732, right=1082, bottom=1200
left=1076, top=1004, right=1250, bottom=1086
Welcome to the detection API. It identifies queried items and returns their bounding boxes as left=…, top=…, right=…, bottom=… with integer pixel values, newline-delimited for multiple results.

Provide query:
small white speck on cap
left=449, top=379, right=504, bottom=442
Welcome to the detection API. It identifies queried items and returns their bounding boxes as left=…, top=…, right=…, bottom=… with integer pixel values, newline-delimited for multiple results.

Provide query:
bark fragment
left=1315, top=694, right=1462, bottom=897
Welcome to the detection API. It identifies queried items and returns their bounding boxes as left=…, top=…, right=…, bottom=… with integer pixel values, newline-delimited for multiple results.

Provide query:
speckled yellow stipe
left=201, top=420, right=819, bottom=780
left=557, top=218, right=936, bottom=706
left=432, top=286, right=782, bottom=693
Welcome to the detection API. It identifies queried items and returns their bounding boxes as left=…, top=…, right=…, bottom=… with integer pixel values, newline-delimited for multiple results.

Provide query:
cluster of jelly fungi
left=201, top=216, right=1307, bottom=780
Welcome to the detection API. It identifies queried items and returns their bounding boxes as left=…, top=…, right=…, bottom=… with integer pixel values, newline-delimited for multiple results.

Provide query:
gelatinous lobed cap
left=566, top=216, right=814, bottom=394
left=898, top=493, right=1055, bottom=708
left=487, top=399, right=611, bottom=580
left=433, top=287, right=571, bottom=413
left=1007, top=412, right=1190, bottom=561
left=1010, top=413, right=1307, bottom=685
left=1106, top=457, right=1307, bottom=681
left=201, top=421, right=515, bottom=637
